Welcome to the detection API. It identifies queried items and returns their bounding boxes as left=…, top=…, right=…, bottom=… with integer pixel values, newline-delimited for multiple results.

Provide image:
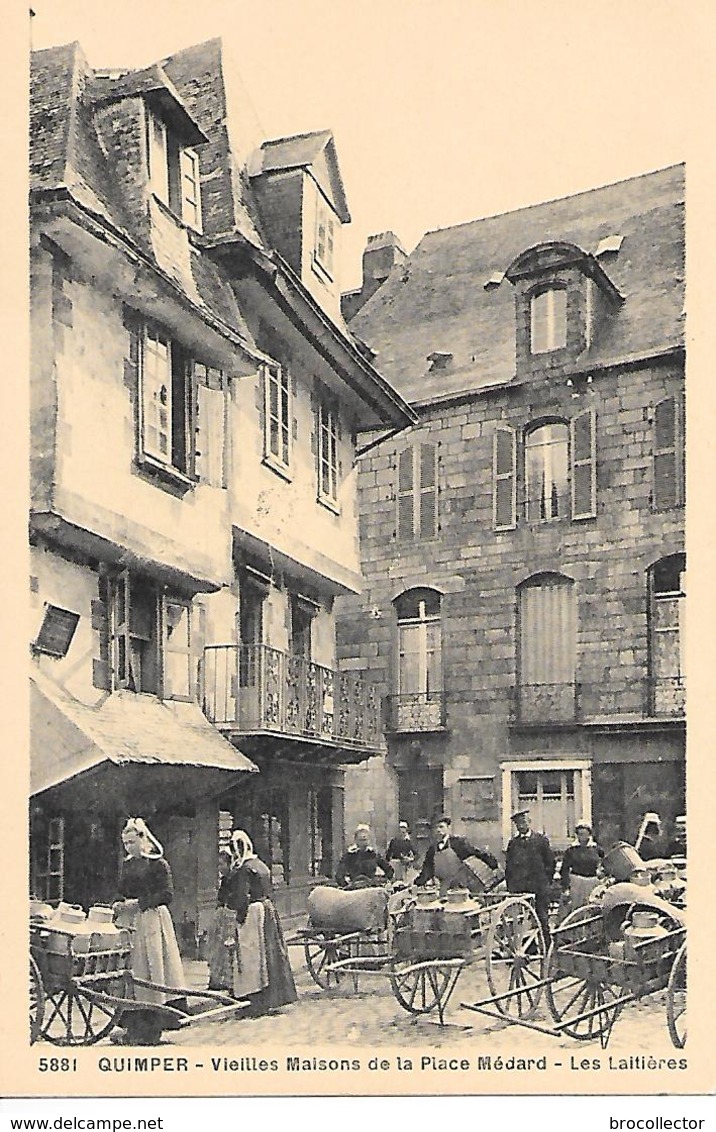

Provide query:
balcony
left=510, top=678, right=685, bottom=725
left=385, top=692, right=448, bottom=733
left=511, top=683, right=578, bottom=725
left=202, top=644, right=383, bottom=753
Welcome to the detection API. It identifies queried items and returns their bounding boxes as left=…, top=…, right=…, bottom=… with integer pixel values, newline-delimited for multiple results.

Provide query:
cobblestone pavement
left=159, top=946, right=679, bottom=1058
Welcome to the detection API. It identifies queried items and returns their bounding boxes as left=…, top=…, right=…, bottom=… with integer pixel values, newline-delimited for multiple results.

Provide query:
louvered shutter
left=419, top=443, right=438, bottom=538
left=397, top=448, right=415, bottom=539
left=653, top=397, right=678, bottom=510
left=493, top=426, right=516, bottom=529
left=571, top=407, right=596, bottom=519
left=180, top=148, right=202, bottom=231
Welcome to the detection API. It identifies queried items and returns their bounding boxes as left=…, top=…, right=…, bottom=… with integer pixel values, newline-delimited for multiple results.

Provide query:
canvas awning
left=30, top=671, right=258, bottom=796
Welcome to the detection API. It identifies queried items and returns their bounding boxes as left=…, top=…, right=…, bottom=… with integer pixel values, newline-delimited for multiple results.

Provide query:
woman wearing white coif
left=112, top=817, right=186, bottom=1045
left=211, top=829, right=297, bottom=1015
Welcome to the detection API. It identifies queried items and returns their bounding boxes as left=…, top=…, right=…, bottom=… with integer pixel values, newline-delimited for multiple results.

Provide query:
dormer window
left=146, top=107, right=202, bottom=232
left=314, top=197, right=336, bottom=278
left=530, top=287, right=567, bottom=354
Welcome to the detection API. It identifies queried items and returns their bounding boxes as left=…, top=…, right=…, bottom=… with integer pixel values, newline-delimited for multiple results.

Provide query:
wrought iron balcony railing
left=202, top=644, right=383, bottom=750
left=512, top=682, right=577, bottom=724
left=511, top=678, right=686, bottom=723
left=648, top=676, right=686, bottom=719
left=384, top=692, right=448, bottom=733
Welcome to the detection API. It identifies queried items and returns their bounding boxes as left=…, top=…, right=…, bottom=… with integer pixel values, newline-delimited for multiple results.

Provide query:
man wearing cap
left=335, top=824, right=394, bottom=888
left=415, top=816, right=498, bottom=894
left=505, top=810, right=555, bottom=944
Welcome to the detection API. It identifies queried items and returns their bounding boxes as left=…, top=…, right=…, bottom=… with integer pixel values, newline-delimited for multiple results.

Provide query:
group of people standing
left=109, top=807, right=608, bottom=1045
left=334, top=810, right=606, bottom=947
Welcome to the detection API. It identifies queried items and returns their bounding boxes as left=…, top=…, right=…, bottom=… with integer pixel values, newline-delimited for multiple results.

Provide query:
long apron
left=433, top=846, right=462, bottom=895
left=569, top=874, right=600, bottom=909
left=130, top=906, right=185, bottom=1005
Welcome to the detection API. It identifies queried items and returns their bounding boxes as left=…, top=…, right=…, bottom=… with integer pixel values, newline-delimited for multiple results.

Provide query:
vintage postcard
left=3, top=0, right=715, bottom=1103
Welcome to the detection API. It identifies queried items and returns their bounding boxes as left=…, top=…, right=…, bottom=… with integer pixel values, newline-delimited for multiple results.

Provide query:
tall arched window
left=649, top=554, right=685, bottom=716
left=391, top=588, right=444, bottom=731
left=525, top=422, right=569, bottom=521
left=518, top=573, right=576, bottom=722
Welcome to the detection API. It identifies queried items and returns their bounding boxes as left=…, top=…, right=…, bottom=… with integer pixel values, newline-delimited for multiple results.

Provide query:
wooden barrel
left=307, top=885, right=388, bottom=933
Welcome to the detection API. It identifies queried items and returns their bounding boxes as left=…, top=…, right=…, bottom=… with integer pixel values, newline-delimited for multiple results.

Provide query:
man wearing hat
left=415, top=816, right=498, bottom=894
left=504, top=810, right=555, bottom=944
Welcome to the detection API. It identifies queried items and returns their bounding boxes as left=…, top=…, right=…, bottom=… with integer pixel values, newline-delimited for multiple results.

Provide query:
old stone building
left=29, top=37, right=413, bottom=939
left=337, top=165, right=685, bottom=861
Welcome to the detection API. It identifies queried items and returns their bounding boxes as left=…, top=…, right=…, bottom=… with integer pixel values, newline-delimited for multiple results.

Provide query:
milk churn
left=621, top=910, right=668, bottom=960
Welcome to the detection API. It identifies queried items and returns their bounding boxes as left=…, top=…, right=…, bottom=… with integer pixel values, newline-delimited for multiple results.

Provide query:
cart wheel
left=666, top=941, right=686, bottom=1049
left=545, top=908, right=620, bottom=1042
left=40, top=984, right=122, bottom=1046
left=30, top=956, right=45, bottom=1045
left=389, top=960, right=453, bottom=1015
left=304, top=937, right=350, bottom=989
left=486, top=897, right=546, bottom=1020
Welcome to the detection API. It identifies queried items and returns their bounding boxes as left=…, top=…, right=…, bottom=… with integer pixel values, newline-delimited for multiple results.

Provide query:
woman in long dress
left=213, top=830, right=297, bottom=1014
left=560, top=821, right=605, bottom=911
left=112, top=817, right=186, bottom=1045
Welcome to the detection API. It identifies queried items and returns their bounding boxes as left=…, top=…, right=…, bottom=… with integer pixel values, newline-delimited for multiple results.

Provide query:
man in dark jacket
left=504, top=810, right=555, bottom=945
left=335, top=824, right=394, bottom=887
left=415, top=816, right=498, bottom=892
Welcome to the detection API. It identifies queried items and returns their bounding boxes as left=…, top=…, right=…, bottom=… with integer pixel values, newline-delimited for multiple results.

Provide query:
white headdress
left=123, top=817, right=163, bottom=859
left=230, top=829, right=256, bottom=867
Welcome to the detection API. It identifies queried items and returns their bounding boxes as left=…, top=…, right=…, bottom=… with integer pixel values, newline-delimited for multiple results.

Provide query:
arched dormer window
left=530, top=286, right=567, bottom=354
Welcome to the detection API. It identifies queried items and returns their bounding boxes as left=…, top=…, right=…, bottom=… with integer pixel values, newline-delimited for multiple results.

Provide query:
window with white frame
left=314, top=197, right=336, bottom=278
left=317, top=392, right=339, bottom=506
left=395, top=589, right=442, bottom=697
left=108, top=569, right=194, bottom=700
left=530, top=287, right=567, bottom=354
left=263, top=362, right=291, bottom=473
left=397, top=443, right=438, bottom=540
left=129, top=319, right=226, bottom=486
left=649, top=554, right=686, bottom=715
left=146, top=106, right=202, bottom=231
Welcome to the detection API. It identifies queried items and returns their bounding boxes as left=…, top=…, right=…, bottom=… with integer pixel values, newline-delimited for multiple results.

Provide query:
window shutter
left=141, top=327, right=172, bottom=464
left=493, top=426, right=516, bottom=529
left=418, top=443, right=438, bottom=538
left=397, top=447, right=415, bottom=540
left=110, top=571, right=131, bottom=690
left=653, top=397, right=678, bottom=510
left=180, top=148, right=202, bottom=231
left=571, top=407, right=596, bottom=519
left=195, top=367, right=225, bottom=487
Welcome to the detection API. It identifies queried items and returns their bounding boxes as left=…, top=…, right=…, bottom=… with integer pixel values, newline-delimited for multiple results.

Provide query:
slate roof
left=30, top=42, right=256, bottom=351
left=252, top=129, right=351, bottom=222
left=349, top=165, right=685, bottom=404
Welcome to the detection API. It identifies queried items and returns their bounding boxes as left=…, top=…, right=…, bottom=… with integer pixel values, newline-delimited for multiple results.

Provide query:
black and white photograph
left=7, top=0, right=715, bottom=1104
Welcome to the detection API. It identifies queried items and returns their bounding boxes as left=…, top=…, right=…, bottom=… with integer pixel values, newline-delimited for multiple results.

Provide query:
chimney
left=342, top=231, right=407, bottom=322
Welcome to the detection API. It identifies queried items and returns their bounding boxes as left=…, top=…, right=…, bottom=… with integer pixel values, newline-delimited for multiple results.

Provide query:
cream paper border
left=2, top=0, right=715, bottom=1101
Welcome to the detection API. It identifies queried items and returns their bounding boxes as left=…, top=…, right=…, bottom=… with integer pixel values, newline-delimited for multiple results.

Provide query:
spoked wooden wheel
left=30, top=956, right=45, bottom=1045
left=666, top=941, right=686, bottom=1049
left=545, top=910, right=621, bottom=1043
left=389, top=960, right=455, bottom=1015
left=486, top=897, right=546, bottom=1019
left=40, top=983, right=121, bottom=1046
left=304, top=936, right=350, bottom=989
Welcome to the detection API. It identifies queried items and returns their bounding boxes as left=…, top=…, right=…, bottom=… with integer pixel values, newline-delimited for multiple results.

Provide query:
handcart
left=30, top=920, right=249, bottom=1046
left=289, top=881, right=547, bottom=1026
left=462, top=893, right=686, bottom=1049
